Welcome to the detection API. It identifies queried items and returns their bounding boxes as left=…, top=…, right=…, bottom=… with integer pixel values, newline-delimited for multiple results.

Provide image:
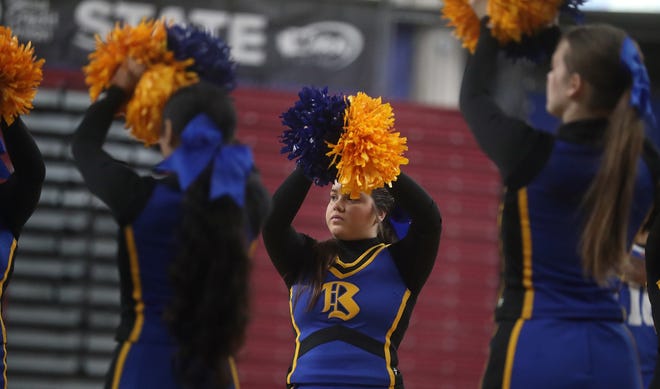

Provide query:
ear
left=566, top=73, right=584, bottom=99
left=163, top=119, right=177, bottom=147
left=376, top=209, right=387, bottom=223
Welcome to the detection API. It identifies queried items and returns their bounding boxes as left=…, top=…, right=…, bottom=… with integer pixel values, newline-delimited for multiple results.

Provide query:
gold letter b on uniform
left=322, top=282, right=360, bottom=321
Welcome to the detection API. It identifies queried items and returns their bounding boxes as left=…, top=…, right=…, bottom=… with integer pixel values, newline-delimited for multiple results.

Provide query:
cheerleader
left=263, top=88, right=442, bottom=388
left=71, top=21, right=270, bottom=389
left=0, top=26, right=45, bottom=389
left=459, top=2, right=657, bottom=387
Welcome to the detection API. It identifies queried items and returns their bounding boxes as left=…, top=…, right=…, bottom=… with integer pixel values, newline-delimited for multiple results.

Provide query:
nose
left=333, top=198, right=345, bottom=212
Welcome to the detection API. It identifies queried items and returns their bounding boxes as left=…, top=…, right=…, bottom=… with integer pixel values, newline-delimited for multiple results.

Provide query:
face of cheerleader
left=546, top=40, right=575, bottom=119
left=326, top=182, right=384, bottom=241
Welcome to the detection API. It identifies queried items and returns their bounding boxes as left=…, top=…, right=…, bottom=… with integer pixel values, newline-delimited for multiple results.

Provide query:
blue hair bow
left=620, top=37, right=657, bottom=128
left=156, top=114, right=253, bottom=206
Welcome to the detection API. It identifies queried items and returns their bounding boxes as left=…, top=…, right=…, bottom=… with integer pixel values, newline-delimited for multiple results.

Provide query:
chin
left=328, top=228, right=343, bottom=239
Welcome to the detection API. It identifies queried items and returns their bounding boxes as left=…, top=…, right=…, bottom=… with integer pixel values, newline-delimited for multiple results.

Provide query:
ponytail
left=165, top=167, right=249, bottom=387
left=580, top=91, right=644, bottom=284
left=562, top=25, right=650, bottom=283
left=161, top=80, right=270, bottom=387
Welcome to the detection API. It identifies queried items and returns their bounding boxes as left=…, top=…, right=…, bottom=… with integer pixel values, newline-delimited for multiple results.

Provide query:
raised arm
left=262, top=167, right=317, bottom=286
left=459, top=18, right=553, bottom=184
left=71, top=83, right=152, bottom=224
left=387, top=173, right=442, bottom=294
left=0, top=118, right=45, bottom=237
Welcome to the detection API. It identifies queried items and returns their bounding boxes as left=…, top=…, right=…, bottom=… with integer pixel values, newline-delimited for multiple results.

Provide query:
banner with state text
left=1, top=0, right=390, bottom=93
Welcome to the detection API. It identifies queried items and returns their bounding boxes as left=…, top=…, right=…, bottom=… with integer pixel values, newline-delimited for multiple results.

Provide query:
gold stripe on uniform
left=384, top=289, right=411, bottom=388
left=287, top=288, right=303, bottom=385
left=0, top=239, right=16, bottom=389
left=330, top=244, right=390, bottom=279
left=229, top=356, right=240, bottom=389
left=112, top=227, right=145, bottom=389
left=502, top=189, right=535, bottom=389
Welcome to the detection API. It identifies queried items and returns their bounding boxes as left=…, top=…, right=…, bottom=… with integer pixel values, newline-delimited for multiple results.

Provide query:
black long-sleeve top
left=0, top=117, right=45, bottom=237
left=262, top=167, right=442, bottom=295
left=71, top=86, right=158, bottom=224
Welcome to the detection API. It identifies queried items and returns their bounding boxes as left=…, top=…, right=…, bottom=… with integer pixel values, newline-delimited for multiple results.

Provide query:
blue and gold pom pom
left=84, top=19, right=239, bottom=146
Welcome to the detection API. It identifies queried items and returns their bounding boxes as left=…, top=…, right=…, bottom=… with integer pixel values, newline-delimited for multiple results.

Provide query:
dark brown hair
left=162, top=82, right=270, bottom=387
left=562, top=25, right=645, bottom=283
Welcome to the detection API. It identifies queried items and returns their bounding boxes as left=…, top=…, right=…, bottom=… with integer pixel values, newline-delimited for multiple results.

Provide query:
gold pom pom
left=327, top=93, right=408, bottom=199
left=441, top=0, right=481, bottom=53
left=84, top=19, right=172, bottom=102
left=125, top=62, right=199, bottom=146
left=488, top=0, right=563, bottom=44
left=0, top=26, right=44, bottom=125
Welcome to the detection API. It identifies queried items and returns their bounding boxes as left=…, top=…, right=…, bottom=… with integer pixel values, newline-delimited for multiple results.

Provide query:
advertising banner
left=2, top=0, right=389, bottom=93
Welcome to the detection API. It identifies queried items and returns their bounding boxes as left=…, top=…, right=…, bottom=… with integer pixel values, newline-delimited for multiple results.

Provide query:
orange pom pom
left=84, top=19, right=172, bottom=102
left=488, top=0, right=563, bottom=44
left=125, top=62, right=198, bottom=146
left=327, top=93, right=408, bottom=199
left=0, top=26, right=44, bottom=125
left=441, top=0, right=481, bottom=53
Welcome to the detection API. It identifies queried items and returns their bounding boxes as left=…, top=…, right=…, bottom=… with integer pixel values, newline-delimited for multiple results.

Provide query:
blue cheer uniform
left=460, top=20, right=657, bottom=389
left=263, top=168, right=442, bottom=388
left=72, top=87, right=246, bottom=389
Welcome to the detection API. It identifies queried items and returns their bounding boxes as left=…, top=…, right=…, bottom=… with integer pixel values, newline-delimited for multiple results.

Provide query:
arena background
left=0, top=1, right=658, bottom=388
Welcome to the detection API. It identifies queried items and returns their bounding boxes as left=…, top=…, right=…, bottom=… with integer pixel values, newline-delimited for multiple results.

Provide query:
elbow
left=261, top=211, right=278, bottom=245
left=34, top=157, right=46, bottom=184
left=458, top=85, right=473, bottom=115
left=430, top=201, right=443, bottom=233
left=70, top=135, right=91, bottom=165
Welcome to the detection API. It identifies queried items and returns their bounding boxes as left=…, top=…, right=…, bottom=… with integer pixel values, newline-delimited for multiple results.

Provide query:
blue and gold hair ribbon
left=156, top=113, right=253, bottom=206
left=621, top=37, right=657, bottom=129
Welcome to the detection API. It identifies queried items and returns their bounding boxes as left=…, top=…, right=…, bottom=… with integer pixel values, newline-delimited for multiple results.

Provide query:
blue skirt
left=482, top=318, right=643, bottom=389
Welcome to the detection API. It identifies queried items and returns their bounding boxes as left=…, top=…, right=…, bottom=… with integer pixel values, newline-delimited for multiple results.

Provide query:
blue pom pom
left=502, top=0, right=586, bottom=63
left=503, top=26, right=561, bottom=64
left=561, top=0, right=587, bottom=24
left=280, top=86, right=348, bottom=186
left=166, top=24, right=237, bottom=91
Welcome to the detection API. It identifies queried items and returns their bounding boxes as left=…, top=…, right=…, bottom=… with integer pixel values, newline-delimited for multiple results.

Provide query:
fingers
left=110, top=57, right=144, bottom=95
left=126, top=57, right=146, bottom=78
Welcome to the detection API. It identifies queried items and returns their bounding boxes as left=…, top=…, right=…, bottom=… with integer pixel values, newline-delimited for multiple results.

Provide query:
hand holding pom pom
left=110, top=57, right=147, bottom=96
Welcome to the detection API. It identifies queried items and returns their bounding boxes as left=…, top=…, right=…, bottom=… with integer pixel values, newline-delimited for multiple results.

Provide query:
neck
left=561, top=104, right=609, bottom=124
